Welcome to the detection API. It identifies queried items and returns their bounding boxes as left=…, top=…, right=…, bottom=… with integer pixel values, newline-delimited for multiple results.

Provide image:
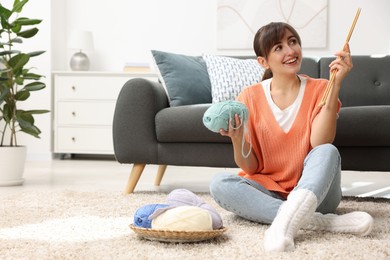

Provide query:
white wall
left=7, top=0, right=390, bottom=160
left=52, top=0, right=217, bottom=71
left=52, top=0, right=390, bottom=72
left=305, top=0, right=390, bottom=57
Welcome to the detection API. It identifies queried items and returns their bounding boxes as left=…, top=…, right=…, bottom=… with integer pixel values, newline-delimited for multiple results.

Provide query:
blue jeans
left=209, top=144, right=342, bottom=224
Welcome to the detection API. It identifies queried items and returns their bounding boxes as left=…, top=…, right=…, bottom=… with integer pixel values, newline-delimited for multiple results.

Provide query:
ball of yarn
left=203, top=100, right=249, bottom=133
left=167, top=189, right=223, bottom=229
left=133, top=203, right=169, bottom=228
left=151, top=206, right=213, bottom=231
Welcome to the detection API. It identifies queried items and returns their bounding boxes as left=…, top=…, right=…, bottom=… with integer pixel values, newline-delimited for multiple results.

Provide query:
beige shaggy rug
left=0, top=190, right=389, bottom=259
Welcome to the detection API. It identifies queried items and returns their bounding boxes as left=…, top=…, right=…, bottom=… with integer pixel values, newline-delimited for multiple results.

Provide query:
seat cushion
left=155, top=104, right=231, bottom=143
left=157, top=105, right=390, bottom=146
left=334, top=106, right=390, bottom=146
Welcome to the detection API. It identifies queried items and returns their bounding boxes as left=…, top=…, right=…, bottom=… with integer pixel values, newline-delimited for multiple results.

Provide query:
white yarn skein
left=151, top=206, right=213, bottom=231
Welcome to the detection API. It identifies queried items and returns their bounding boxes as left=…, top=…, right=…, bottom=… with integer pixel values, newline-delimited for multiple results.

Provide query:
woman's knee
left=317, top=143, right=340, bottom=158
left=210, top=173, right=236, bottom=196
left=308, top=144, right=341, bottom=166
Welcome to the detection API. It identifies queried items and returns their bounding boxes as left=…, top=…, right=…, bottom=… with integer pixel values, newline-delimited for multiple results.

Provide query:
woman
left=209, top=22, right=373, bottom=252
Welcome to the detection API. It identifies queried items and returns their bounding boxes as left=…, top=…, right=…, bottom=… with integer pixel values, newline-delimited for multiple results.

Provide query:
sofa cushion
left=151, top=50, right=212, bottom=107
left=300, top=57, right=320, bottom=78
left=203, top=54, right=264, bottom=103
left=334, top=106, right=390, bottom=146
left=155, top=104, right=231, bottom=143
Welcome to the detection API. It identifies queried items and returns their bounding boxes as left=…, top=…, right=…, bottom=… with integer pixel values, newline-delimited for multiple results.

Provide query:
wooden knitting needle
left=319, top=7, right=361, bottom=107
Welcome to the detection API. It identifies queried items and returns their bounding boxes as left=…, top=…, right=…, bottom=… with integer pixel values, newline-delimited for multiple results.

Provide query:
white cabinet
left=52, top=71, right=157, bottom=155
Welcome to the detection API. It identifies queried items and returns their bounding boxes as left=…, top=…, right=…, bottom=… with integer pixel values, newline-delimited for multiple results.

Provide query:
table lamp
left=68, top=30, right=94, bottom=71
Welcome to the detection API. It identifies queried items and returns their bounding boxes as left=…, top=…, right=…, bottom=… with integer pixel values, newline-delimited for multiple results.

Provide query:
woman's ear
left=257, top=56, right=269, bottom=69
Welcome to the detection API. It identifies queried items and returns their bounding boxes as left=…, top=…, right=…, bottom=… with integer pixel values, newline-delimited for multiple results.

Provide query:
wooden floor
left=1, top=158, right=390, bottom=198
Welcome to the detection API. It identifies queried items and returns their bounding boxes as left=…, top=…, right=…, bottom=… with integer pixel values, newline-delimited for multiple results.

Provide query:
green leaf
left=15, top=89, right=30, bottom=100
left=0, top=14, right=11, bottom=30
left=0, top=87, right=10, bottom=102
left=13, top=17, right=42, bottom=26
left=25, top=109, right=49, bottom=114
left=17, top=27, right=38, bottom=38
left=23, top=73, right=42, bottom=80
left=28, top=50, right=45, bottom=57
left=11, top=23, right=22, bottom=33
left=2, top=103, right=13, bottom=122
left=16, top=110, right=34, bottom=126
left=8, top=53, right=29, bottom=71
left=15, top=76, right=24, bottom=85
left=0, top=5, right=12, bottom=20
left=20, top=125, right=41, bottom=138
left=11, top=37, right=23, bottom=43
left=0, top=50, right=20, bottom=56
left=24, top=81, right=45, bottom=91
left=12, top=0, right=28, bottom=13
left=17, top=111, right=42, bottom=138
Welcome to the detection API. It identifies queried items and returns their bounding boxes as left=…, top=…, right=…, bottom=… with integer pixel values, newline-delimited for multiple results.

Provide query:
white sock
left=305, top=211, right=373, bottom=236
left=263, top=189, right=317, bottom=252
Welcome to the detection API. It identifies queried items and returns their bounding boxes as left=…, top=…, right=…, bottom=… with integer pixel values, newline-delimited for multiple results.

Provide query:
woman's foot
left=263, top=189, right=317, bottom=252
left=305, top=211, right=373, bottom=236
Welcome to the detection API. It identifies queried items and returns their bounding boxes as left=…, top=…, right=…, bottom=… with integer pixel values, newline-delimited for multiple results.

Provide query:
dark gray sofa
left=113, top=55, right=390, bottom=193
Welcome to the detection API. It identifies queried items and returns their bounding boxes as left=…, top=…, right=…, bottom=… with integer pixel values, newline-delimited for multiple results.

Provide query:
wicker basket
left=129, top=224, right=227, bottom=243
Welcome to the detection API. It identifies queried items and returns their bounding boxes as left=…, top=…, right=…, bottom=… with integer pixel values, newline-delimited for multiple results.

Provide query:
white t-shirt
left=262, top=75, right=307, bottom=133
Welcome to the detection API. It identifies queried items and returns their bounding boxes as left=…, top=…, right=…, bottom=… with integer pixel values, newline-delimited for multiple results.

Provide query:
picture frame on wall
left=217, top=0, right=328, bottom=50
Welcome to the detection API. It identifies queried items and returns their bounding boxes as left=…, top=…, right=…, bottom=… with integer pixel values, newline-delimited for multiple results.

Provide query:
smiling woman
left=209, top=21, right=373, bottom=253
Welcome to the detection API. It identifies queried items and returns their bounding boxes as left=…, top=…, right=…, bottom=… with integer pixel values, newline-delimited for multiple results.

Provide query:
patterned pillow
left=202, top=54, right=264, bottom=103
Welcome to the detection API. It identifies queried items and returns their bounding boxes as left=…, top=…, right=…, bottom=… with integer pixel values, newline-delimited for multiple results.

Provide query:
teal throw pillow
left=151, top=50, right=212, bottom=107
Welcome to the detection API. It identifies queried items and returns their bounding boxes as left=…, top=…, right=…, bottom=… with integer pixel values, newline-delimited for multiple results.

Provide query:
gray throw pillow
left=151, top=50, right=212, bottom=107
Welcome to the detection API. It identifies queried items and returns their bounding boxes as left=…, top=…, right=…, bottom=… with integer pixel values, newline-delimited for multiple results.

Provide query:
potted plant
left=0, top=0, right=48, bottom=186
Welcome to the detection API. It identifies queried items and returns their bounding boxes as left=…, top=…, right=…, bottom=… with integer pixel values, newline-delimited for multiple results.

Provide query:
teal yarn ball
left=203, top=100, right=249, bottom=133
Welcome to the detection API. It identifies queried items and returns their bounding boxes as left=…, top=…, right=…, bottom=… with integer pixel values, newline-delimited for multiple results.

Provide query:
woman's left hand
left=328, top=43, right=353, bottom=87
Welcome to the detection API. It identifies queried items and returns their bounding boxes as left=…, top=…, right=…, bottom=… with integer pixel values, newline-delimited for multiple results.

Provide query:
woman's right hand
left=219, top=114, right=244, bottom=143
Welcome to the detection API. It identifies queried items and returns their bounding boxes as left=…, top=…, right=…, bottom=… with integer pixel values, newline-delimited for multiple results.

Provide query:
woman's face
left=263, top=29, right=302, bottom=76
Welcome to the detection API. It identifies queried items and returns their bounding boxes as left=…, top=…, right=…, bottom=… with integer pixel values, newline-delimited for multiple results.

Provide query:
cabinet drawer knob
left=71, top=86, right=76, bottom=91
left=71, top=137, right=76, bottom=142
left=72, top=111, right=76, bottom=117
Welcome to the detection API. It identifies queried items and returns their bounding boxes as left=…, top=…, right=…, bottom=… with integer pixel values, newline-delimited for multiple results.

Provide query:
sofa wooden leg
left=154, top=165, right=167, bottom=186
left=124, top=163, right=146, bottom=194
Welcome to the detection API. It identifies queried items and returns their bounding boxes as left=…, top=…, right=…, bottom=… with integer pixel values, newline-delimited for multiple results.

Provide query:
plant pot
left=0, top=146, right=27, bottom=186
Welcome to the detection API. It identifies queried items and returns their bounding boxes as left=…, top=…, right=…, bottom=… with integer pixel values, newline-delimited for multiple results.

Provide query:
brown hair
left=253, top=22, right=301, bottom=80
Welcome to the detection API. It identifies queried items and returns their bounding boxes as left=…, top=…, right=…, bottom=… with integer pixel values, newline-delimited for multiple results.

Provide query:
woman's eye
left=289, top=39, right=298, bottom=45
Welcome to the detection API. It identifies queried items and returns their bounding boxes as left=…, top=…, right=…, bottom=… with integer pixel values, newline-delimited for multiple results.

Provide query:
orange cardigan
left=237, top=75, right=335, bottom=198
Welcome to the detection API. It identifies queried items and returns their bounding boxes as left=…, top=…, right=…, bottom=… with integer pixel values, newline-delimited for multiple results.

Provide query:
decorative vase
left=0, top=146, right=27, bottom=186
left=70, top=51, right=90, bottom=71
